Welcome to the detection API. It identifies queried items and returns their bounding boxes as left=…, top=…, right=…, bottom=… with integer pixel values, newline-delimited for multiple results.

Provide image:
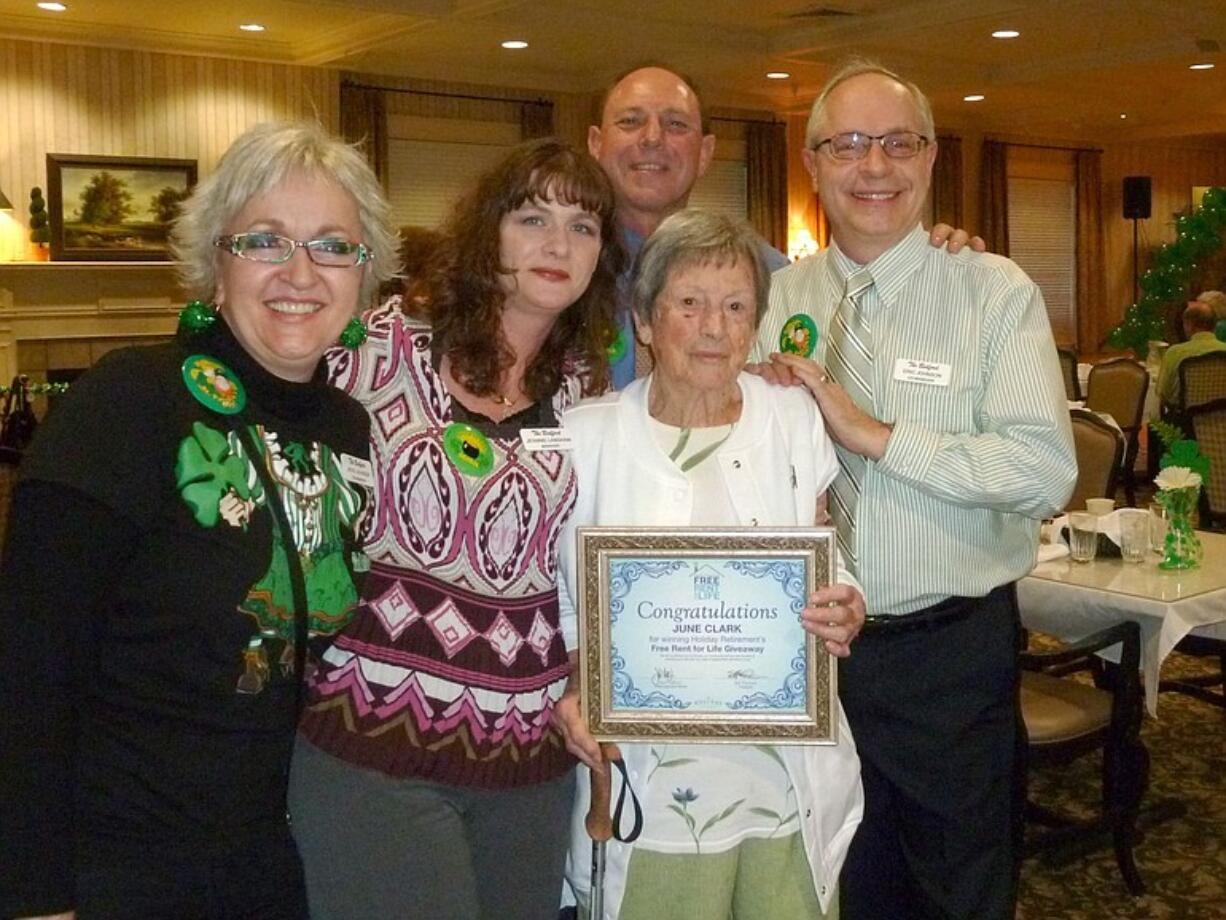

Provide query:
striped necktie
left=824, top=267, right=875, bottom=573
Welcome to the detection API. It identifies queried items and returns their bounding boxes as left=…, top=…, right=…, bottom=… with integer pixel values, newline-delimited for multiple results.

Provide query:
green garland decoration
left=1108, top=185, right=1226, bottom=356
left=0, top=381, right=69, bottom=397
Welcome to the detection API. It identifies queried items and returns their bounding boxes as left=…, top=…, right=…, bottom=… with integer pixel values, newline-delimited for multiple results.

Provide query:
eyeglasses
left=214, top=232, right=371, bottom=267
left=812, top=131, right=931, bottom=161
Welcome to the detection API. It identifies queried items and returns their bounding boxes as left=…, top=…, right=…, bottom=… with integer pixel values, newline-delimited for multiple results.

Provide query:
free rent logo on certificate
left=608, top=557, right=809, bottom=715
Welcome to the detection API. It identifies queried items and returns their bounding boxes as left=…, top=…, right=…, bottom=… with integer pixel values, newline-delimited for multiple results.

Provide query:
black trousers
left=74, top=825, right=309, bottom=920
left=838, top=584, right=1025, bottom=920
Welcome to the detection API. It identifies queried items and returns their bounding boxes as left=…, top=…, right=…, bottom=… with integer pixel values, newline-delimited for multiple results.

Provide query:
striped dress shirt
left=754, top=224, right=1076, bottom=616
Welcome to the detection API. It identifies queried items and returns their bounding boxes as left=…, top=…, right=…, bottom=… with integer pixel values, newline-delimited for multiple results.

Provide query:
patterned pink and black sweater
left=299, top=304, right=582, bottom=787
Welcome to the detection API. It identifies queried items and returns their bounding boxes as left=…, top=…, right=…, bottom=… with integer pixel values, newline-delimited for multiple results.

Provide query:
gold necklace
left=489, top=389, right=524, bottom=421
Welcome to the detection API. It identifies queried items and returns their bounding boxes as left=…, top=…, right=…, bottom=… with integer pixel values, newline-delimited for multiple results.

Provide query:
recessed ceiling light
left=991, top=29, right=1020, bottom=39
left=501, top=40, right=529, bottom=50
left=239, top=23, right=265, bottom=32
left=963, top=94, right=985, bottom=102
left=1189, top=62, right=1215, bottom=70
left=766, top=71, right=790, bottom=80
left=37, top=2, right=67, bottom=11
left=1120, top=113, right=1128, bottom=119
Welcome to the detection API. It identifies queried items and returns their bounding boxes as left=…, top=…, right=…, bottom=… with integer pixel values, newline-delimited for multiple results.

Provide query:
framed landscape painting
left=46, top=154, right=197, bottom=261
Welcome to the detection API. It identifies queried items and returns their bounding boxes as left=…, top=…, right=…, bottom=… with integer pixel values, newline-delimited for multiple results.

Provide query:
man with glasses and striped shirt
left=754, top=60, right=1076, bottom=920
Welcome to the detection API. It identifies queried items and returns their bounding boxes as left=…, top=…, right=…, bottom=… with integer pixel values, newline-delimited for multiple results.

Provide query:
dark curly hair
left=426, top=137, right=624, bottom=400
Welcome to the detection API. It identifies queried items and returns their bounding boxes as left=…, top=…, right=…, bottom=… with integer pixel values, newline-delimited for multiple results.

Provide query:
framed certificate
left=576, top=527, right=837, bottom=745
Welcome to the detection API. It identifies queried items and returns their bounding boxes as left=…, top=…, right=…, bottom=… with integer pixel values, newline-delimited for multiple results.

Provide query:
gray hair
left=172, top=120, right=401, bottom=308
left=632, top=209, right=770, bottom=328
left=805, top=58, right=935, bottom=149
left=1196, top=289, right=1226, bottom=320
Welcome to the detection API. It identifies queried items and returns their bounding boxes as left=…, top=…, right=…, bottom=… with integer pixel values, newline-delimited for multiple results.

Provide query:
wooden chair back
left=1067, top=408, right=1124, bottom=511
left=1056, top=347, right=1081, bottom=402
left=1086, top=358, right=1148, bottom=435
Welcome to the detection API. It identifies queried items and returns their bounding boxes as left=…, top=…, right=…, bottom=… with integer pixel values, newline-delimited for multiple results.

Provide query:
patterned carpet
left=1018, top=646, right=1226, bottom=919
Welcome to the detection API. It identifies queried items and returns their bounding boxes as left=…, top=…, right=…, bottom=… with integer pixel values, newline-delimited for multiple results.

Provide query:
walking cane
left=586, top=742, right=622, bottom=920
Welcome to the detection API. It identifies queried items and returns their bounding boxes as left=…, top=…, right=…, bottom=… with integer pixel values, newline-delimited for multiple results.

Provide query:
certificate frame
left=576, top=527, right=837, bottom=745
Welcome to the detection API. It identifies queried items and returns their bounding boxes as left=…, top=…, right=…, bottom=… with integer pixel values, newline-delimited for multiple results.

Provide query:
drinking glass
left=1148, top=502, right=1169, bottom=555
left=1118, top=509, right=1148, bottom=564
left=1068, top=512, right=1098, bottom=563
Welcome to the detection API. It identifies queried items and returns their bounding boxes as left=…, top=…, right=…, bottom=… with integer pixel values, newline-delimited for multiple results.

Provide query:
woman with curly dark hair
left=288, top=137, right=624, bottom=920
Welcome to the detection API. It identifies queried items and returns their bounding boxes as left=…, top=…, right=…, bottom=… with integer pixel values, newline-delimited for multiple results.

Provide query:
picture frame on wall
left=46, top=154, right=197, bottom=261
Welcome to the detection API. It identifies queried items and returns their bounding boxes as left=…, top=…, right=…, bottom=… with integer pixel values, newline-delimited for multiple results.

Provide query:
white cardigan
left=557, top=373, right=864, bottom=918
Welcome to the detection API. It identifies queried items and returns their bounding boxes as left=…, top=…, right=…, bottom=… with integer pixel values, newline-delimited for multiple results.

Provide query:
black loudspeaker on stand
left=1124, top=176, right=1152, bottom=305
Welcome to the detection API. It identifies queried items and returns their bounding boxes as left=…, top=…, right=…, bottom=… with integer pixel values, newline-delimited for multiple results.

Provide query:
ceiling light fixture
left=1120, top=113, right=1128, bottom=119
left=963, top=94, right=985, bottom=102
left=501, top=40, right=529, bottom=50
left=766, top=71, right=790, bottom=80
left=37, top=2, right=68, bottom=11
left=239, top=23, right=265, bottom=32
left=1189, top=62, right=1215, bottom=70
left=991, top=29, right=1020, bottom=39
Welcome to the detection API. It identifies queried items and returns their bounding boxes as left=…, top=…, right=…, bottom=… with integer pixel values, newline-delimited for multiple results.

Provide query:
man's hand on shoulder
left=769, top=353, right=893, bottom=460
left=930, top=223, right=986, bottom=254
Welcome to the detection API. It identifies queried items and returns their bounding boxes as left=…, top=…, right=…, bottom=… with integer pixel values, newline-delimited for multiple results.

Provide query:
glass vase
left=1156, top=485, right=1202, bottom=570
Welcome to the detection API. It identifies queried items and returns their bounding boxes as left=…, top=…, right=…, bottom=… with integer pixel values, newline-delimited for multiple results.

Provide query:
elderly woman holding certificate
left=554, top=210, right=865, bottom=920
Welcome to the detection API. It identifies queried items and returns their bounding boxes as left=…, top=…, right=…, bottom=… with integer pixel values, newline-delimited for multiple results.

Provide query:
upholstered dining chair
left=1191, top=396, right=1226, bottom=530
left=1177, top=351, right=1226, bottom=412
left=1066, top=408, right=1125, bottom=512
left=1056, top=347, right=1081, bottom=402
left=1020, top=621, right=1147, bottom=896
left=1086, top=358, right=1149, bottom=504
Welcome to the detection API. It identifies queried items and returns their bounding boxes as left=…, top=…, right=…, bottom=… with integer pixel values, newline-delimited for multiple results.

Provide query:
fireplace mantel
left=0, top=261, right=185, bottom=381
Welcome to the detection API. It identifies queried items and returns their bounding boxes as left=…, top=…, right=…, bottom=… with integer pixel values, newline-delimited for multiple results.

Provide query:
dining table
left=1019, top=529, right=1226, bottom=715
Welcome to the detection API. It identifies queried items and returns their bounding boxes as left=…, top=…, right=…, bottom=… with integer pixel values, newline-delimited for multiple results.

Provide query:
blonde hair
left=172, top=121, right=401, bottom=308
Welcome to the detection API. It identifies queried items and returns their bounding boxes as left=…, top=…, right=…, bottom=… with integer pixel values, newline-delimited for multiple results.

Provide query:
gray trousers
left=288, top=736, right=575, bottom=920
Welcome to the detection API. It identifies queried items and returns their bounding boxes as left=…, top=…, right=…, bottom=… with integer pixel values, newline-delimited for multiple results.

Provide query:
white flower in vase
left=1154, top=466, right=1203, bottom=492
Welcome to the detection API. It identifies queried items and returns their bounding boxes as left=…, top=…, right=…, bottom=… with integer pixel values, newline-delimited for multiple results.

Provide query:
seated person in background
left=1158, top=292, right=1226, bottom=405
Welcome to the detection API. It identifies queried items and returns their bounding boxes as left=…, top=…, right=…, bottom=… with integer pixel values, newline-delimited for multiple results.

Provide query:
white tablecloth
left=1019, top=530, right=1226, bottom=715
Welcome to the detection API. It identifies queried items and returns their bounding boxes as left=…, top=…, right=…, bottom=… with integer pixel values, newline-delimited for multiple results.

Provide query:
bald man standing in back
left=588, top=66, right=789, bottom=386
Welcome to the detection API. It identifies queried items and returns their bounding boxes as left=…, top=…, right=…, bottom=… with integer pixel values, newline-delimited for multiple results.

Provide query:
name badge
left=338, top=453, right=374, bottom=487
left=893, top=358, right=951, bottom=387
left=521, top=427, right=574, bottom=452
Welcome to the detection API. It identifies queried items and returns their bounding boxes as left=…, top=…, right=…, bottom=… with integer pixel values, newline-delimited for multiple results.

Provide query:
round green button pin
left=443, top=422, right=495, bottom=477
left=181, top=354, right=246, bottom=415
left=779, top=314, right=819, bottom=358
